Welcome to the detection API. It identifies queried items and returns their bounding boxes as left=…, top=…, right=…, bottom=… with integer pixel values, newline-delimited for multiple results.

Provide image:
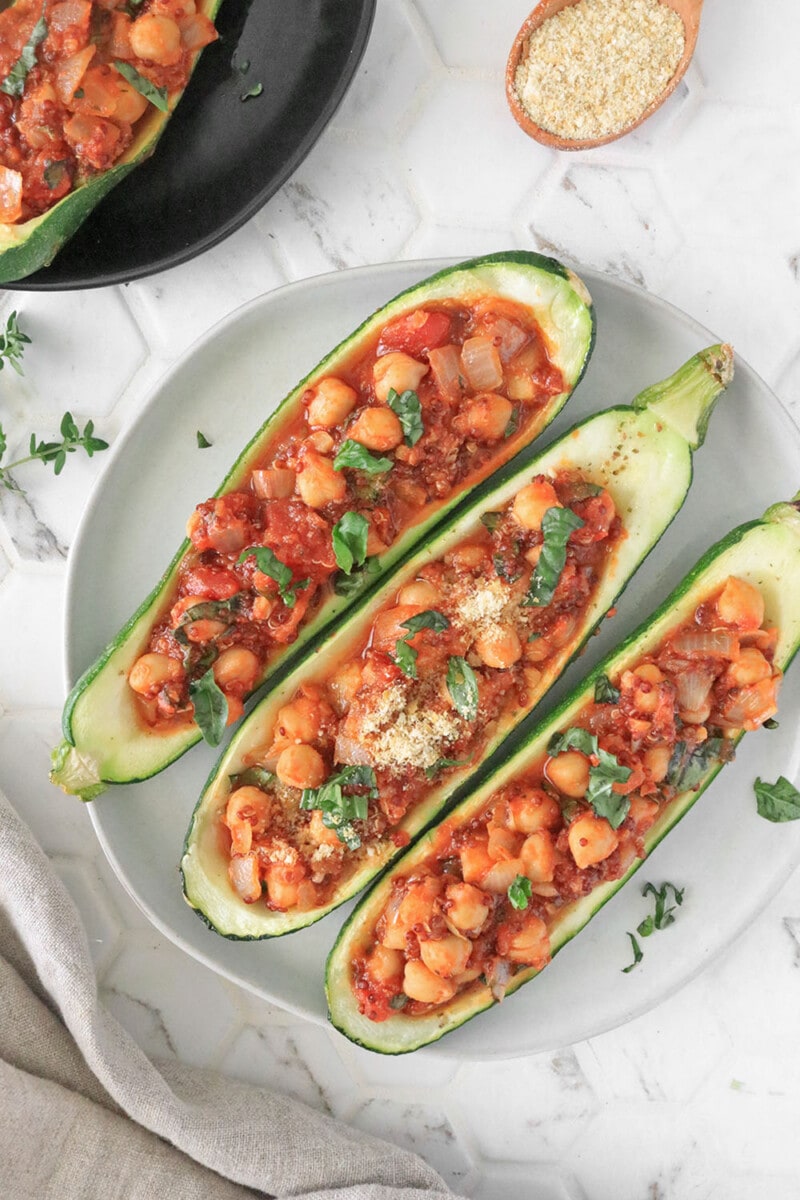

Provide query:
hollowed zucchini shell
left=51, top=251, right=595, bottom=798
left=180, top=345, right=732, bottom=940
left=326, top=498, right=800, bottom=1054
left=0, top=0, right=224, bottom=285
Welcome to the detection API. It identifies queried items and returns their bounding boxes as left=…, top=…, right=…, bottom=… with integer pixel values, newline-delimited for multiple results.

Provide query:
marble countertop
left=2, top=2, right=800, bottom=1196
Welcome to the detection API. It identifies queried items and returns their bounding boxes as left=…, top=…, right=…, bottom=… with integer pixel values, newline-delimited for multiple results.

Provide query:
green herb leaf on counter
left=0, top=410, right=109, bottom=492
left=0, top=11, right=47, bottom=98
left=241, top=82, right=263, bottom=101
left=334, top=439, right=393, bottom=475
left=523, top=505, right=584, bottom=608
left=387, top=387, right=424, bottom=446
left=238, top=546, right=309, bottom=609
left=639, top=881, right=684, bottom=932
left=446, top=656, right=479, bottom=722
left=196, top=430, right=212, bottom=449
left=594, top=674, right=621, bottom=704
left=621, top=932, right=643, bottom=973
left=755, top=775, right=800, bottom=823
left=332, top=511, right=369, bottom=574
left=0, top=311, right=31, bottom=374
left=508, top=874, right=532, bottom=911
left=189, top=668, right=228, bottom=747
left=114, top=61, right=168, bottom=112
left=300, top=765, right=379, bottom=850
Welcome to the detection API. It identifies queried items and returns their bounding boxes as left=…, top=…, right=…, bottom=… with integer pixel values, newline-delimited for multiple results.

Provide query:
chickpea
left=568, top=813, right=619, bottom=870
left=224, top=786, right=272, bottom=856
left=228, top=853, right=261, bottom=903
left=520, top=830, right=556, bottom=883
left=371, top=603, right=426, bottom=652
left=419, top=933, right=472, bottom=979
left=274, top=695, right=327, bottom=745
left=717, top=576, right=765, bottom=631
left=373, top=351, right=428, bottom=403
left=449, top=543, right=487, bottom=570
left=225, top=696, right=244, bottom=725
left=629, top=663, right=664, bottom=715
left=328, top=661, right=363, bottom=713
left=727, top=646, right=772, bottom=687
left=402, top=959, right=457, bottom=1005
left=112, top=78, right=149, bottom=124
left=458, top=393, right=514, bottom=442
left=474, top=625, right=522, bottom=669
left=183, top=617, right=229, bottom=643
left=129, top=13, right=182, bottom=65
left=129, top=652, right=183, bottom=696
left=643, top=744, right=672, bottom=784
left=397, top=579, right=440, bottom=607
left=264, top=863, right=303, bottom=910
left=380, top=877, right=441, bottom=949
left=627, top=795, right=660, bottom=832
left=347, top=406, right=404, bottom=452
left=459, top=839, right=495, bottom=885
left=307, top=809, right=342, bottom=848
left=482, top=858, right=526, bottom=895
left=445, top=882, right=490, bottom=935
left=275, top=744, right=327, bottom=791
left=367, top=943, right=404, bottom=986
left=296, top=449, right=347, bottom=509
left=497, top=914, right=550, bottom=967
left=487, top=824, right=522, bottom=862
left=680, top=702, right=711, bottom=726
left=213, top=647, right=260, bottom=693
left=305, top=430, right=335, bottom=455
left=545, top=750, right=590, bottom=799
left=306, top=376, right=358, bottom=428
left=512, top=479, right=561, bottom=532
left=507, top=787, right=561, bottom=834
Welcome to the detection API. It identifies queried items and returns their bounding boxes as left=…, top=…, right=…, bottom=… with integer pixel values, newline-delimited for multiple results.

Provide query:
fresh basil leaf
left=334, top=440, right=393, bottom=475
left=173, top=598, right=240, bottom=645
left=523, top=506, right=584, bottom=608
left=189, top=669, right=228, bottom=747
left=446, top=656, right=479, bottom=721
left=228, top=766, right=275, bottom=791
left=240, top=82, right=263, bottom=101
left=43, top=159, right=70, bottom=191
left=504, top=406, right=520, bottom=439
left=585, top=748, right=632, bottom=829
left=641, top=881, right=684, bottom=929
left=114, top=60, right=168, bottom=112
left=300, top=765, right=379, bottom=850
left=196, top=430, right=212, bottom=449
left=238, top=546, right=309, bottom=609
left=399, top=609, right=450, bottom=638
left=0, top=11, right=47, bottom=98
left=636, top=915, right=655, bottom=938
left=621, top=931, right=643, bottom=973
left=332, top=511, right=369, bottom=575
left=387, top=388, right=424, bottom=446
left=493, top=553, right=521, bottom=583
left=333, top=555, right=382, bottom=597
left=594, top=674, right=620, bottom=704
left=508, top=874, right=532, bottom=911
left=755, top=775, right=800, bottom=823
left=480, top=511, right=503, bottom=533
left=393, top=639, right=418, bottom=679
left=547, top=726, right=597, bottom=758
left=424, top=756, right=469, bottom=780
left=666, top=737, right=728, bottom=793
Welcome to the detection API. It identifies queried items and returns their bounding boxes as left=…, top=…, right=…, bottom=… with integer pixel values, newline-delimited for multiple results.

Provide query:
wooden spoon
left=506, top=0, right=704, bottom=150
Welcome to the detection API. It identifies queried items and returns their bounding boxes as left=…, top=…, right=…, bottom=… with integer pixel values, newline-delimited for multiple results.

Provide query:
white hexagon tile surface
left=2, top=3, right=800, bottom=1198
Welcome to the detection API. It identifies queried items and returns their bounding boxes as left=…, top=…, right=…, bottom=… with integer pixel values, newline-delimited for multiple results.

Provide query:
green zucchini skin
left=180, top=345, right=732, bottom=941
left=51, top=252, right=595, bottom=798
left=0, top=0, right=224, bottom=285
left=326, top=497, right=800, bottom=1054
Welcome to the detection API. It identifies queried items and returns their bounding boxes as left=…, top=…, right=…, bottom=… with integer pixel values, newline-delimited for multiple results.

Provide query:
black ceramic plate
left=11, top=0, right=376, bottom=290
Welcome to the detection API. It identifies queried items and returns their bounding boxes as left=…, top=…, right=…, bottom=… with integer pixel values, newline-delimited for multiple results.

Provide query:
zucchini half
left=326, top=496, right=800, bottom=1053
left=51, top=252, right=595, bottom=799
left=181, top=344, right=733, bottom=939
left=0, top=1, right=224, bottom=285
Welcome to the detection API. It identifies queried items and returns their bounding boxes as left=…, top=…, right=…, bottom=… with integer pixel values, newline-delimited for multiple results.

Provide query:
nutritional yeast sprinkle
left=514, top=0, right=685, bottom=141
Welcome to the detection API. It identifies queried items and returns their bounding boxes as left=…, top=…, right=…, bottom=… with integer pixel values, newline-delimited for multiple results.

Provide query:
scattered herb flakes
left=196, top=430, right=212, bottom=449
left=240, top=82, right=264, bottom=101
left=621, top=931, right=643, bottom=973
left=624, top=880, right=685, bottom=971
left=755, top=775, right=800, bottom=823
left=114, top=60, right=169, bottom=112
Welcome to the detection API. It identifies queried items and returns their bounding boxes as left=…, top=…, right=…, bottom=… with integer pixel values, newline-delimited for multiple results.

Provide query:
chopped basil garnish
left=493, top=552, right=521, bottom=583
left=480, top=511, right=503, bottom=533
left=240, top=82, right=263, bottom=101
left=334, top=440, right=393, bottom=475
left=228, top=766, right=275, bottom=791
left=0, top=11, right=48, bottom=98
left=189, top=668, right=228, bottom=747
left=621, top=932, right=643, bottom=973
left=332, top=511, right=369, bottom=575
left=196, top=430, right=212, bottom=449
left=173, top=598, right=241, bottom=645
left=763, top=718, right=779, bottom=730
left=43, top=160, right=70, bottom=191
left=446, top=656, right=479, bottom=722
left=300, top=764, right=379, bottom=850
left=114, top=60, right=169, bottom=112
left=238, top=546, right=309, bottom=609
left=639, top=881, right=684, bottom=932
left=755, top=775, right=800, bottom=823
left=666, top=737, right=728, bottom=793
left=400, top=609, right=450, bottom=638
left=548, top=725, right=632, bottom=828
left=594, top=674, right=620, bottom=704
left=333, top=555, right=382, bottom=597
left=424, top=756, right=469, bottom=780
left=523, top=506, right=584, bottom=608
left=508, top=874, right=532, bottom=910
left=504, top=406, right=520, bottom=439
left=387, top=387, right=424, bottom=446
left=393, top=639, right=418, bottom=679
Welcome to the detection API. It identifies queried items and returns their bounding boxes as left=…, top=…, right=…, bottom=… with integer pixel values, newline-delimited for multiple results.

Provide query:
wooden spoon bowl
left=506, top=0, right=704, bottom=150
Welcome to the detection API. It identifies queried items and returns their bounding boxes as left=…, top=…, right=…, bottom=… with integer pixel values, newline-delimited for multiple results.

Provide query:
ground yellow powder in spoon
left=514, top=0, right=685, bottom=140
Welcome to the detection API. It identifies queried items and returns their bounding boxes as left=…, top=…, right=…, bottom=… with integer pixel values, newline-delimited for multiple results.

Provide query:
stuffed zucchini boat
left=0, top=0, right=222, bottom=283
left=51, top=252, right=595, bottom=799
left=326, top=495, right=800, bottom=1053
left=180, top=344, right=733, bottom=939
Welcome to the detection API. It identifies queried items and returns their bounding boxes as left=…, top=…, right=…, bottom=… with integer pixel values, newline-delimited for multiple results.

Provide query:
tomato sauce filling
left=215, top=469, right=621, bottom=917
left=128, top=297, right=566, bottom=731
left=350, top=575, right=781, bottom=1023
left=0, top=0, right=217, bottom=223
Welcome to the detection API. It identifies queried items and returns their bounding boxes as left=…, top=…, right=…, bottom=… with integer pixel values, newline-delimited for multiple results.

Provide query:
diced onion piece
left=179, top=12, right=218, bottom=50
left=228, top=853, right=262, bottom=903
left=675, top=667, right=714, bottom=715
left=428, top=344, right=463, bottom=403
left=671, top=628, right=739, bottom=659
left=720, top=677, right=780, bottom=730
left=0, top=167, right=23, bottom=224
left=334, top=731, right=373, bottom=766
left=251, top=467, right=296, bottom=499
left=49, top=0, right=92, bottom=34
left=55, top=45, right=96, bottom=105
left=482, top=316, right=530, bottom=362
left=460, top=336, right=503, bottom=392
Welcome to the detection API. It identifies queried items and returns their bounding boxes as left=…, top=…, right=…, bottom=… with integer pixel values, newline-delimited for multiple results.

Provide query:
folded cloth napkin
left=0, top=791, right=462, bottom=1200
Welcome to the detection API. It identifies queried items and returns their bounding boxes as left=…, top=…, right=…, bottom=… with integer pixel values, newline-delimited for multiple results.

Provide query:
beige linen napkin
left=0, top=790, right=462, bottom=1200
